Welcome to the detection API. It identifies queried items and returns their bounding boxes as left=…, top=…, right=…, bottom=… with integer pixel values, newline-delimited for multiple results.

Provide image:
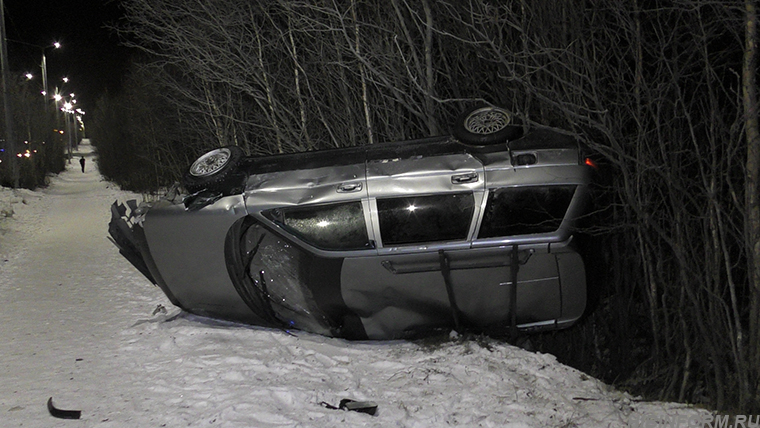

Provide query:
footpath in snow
left=0, top=140, right=712, bottom=427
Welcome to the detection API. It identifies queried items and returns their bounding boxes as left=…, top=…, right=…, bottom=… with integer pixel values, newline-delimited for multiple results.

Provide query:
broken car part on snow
left=47, top=397, right=81, bottom=419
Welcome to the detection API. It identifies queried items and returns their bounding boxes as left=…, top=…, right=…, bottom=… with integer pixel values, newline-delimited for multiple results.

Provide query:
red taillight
left=584, top=158, right=599, bottom=170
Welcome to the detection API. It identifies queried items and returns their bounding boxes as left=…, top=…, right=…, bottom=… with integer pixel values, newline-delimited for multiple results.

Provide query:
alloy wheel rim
left=189, top=148, right=231, bottom=177
left=464, top=108, right=511, bottom=135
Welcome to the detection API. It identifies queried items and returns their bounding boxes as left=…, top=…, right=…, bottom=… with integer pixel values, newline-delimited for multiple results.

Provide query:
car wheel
left=182, top=146, right=244, bottom=193
left=453, top=105, right=523, bottom=145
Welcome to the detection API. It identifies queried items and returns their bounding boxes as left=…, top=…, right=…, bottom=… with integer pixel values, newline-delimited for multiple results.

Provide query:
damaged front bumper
left=108, top=200, right=182, bottom=307
left=109, top=194, right=279, bottom=327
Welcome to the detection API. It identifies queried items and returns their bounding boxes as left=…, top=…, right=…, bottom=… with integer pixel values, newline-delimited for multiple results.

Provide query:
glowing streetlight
left=24, top=72, right=33, bottom=80
left=4, top=39, right=60, bottom=101
left=61, top=100, right=74, bottom=160
left=41, top=42, right=61, bottom=106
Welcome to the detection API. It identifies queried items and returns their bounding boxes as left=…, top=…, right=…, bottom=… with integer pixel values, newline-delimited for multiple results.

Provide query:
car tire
left=182, top=146, right=245, bottom=193
left=453, top=105, right=524, bottom=145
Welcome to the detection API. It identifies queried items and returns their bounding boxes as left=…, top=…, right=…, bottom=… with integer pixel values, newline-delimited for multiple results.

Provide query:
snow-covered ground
left=0, top=140, right=712, bottom=427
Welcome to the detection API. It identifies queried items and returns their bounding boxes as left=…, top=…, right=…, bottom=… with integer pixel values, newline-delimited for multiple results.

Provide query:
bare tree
left=743, top=0, right=760, bottom=406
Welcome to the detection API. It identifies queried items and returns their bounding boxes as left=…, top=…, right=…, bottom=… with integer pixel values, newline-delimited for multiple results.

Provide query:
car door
left=239, top=152, right=376, bottom=337
left=340, top=139, right=487, bottom=339
left=465, top=143, right=588, bottom=331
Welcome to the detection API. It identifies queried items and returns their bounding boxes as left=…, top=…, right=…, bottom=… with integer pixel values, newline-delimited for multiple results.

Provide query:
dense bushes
left=89, top=64, right=193, bottom=193
left=90, top=0, right=759, bottom=412
left=0, top=76, right=66, bottom=188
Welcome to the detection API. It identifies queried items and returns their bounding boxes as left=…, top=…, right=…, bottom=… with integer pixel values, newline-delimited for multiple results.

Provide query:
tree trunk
left=421, top=0, right=437, bottom=135
left=743, top=0, right=760, bottom=409
left=351, top=0, right=374, bottom=145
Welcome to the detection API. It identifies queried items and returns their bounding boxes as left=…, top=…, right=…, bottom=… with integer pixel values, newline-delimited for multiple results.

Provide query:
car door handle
left=337, top=182, right=363, bottom=193
left=451, top=172, right=479, bottom=184
left=382, top=259, right=440, bottom=274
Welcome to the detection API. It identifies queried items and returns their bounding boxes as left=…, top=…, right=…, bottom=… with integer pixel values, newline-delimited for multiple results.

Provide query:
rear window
left=265, top=202, right=371, bottom=250
left=478, top=185, right=576, bottom=238
left=377, top=193, right=475, bottom=246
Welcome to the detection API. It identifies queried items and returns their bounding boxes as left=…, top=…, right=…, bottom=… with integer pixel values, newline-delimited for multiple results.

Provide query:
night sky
left=3, top=0, right=131, bottom=112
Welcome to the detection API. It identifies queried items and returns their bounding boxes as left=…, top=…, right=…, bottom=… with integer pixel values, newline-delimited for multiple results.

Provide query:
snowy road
left=0, top=141, right=710, bottom=427
left=0, top=142, right=165, bottom=426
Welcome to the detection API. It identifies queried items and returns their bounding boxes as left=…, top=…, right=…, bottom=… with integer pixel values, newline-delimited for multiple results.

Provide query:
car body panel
left=340, top=245, right=566, bottom=339
left=243, top=163, right=367, bottom=211
left=141, top=196, right=255, bottom=322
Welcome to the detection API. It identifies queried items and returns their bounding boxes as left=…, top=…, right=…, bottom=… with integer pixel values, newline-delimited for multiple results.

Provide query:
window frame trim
left=370, top=190, right=485, bottom=252
left=472, top=184, right=580, bottom=246
left=254, top=199, right=378, bottom=256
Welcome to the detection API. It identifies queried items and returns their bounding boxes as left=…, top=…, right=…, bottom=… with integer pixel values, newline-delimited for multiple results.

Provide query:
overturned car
left=109, top=106, right=594, bottom=340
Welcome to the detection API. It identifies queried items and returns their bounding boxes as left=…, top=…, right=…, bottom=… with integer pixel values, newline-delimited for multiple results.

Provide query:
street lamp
left=41, top=42, right=61, bottom=108
left=61, top=100, right=72, bottom=160
left=75, top=109, right=85, bottom=139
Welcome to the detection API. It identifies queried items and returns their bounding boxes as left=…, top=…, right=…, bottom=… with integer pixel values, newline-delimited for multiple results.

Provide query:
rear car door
left=340, top=139, right=487, bottom=339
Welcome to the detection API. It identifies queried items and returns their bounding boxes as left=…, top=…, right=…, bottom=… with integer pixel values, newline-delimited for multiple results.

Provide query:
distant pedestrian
left=79, top=157, right=85, bottom=173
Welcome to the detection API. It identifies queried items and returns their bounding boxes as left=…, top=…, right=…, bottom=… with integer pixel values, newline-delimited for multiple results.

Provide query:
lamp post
left=76, top=109, right=86, bottom=140
left=6, top=40, right=61, bottom=105
left=0, top=0, right=18, bottom=187
left=61, top=100, right=73, bottom=161
left=70, top=96, right=79, bottom=150
left=40, top=42, right=60, bottom=112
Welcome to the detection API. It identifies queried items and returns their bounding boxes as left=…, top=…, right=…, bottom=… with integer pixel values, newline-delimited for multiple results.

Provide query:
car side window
left=377, top=193, right=475, bottom=246
left=265, top=201, right=371, bottom=251
left=478, top=185, right=576, bottom=238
